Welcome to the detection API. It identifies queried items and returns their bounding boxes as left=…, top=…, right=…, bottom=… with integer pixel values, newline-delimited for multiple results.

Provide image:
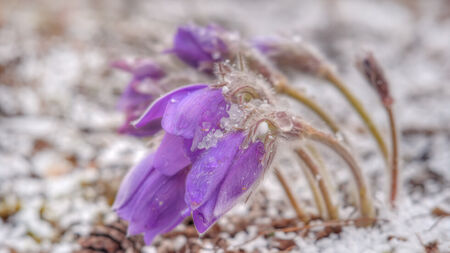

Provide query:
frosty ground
left=0, top=0, right=449, bottom=252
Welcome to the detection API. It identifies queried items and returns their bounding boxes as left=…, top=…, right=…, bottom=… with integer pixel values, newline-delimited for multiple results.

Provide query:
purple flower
left=167, top=24, right=230, bottom=72
left=112, top=59, right=165, bottom=136
left=114, top=83, right=272, bottom=243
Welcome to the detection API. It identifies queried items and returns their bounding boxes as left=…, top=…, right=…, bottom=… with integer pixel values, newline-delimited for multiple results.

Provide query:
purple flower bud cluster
left=114, top=83, right=272, bottom=244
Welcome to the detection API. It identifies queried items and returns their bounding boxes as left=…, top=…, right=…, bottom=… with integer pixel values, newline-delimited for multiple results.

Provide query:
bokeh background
left=0, top=0, right=449, bottom=252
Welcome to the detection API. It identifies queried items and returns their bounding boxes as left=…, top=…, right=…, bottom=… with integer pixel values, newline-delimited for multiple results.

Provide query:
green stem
left=277, top=83, right=341, bottom=134
left=324, top=69, right=389, bottom=163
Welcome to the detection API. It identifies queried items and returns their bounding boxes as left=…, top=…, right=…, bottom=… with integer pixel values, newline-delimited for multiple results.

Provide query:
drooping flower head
left=113, top=63, right=306, bottom=244
left=252, top=35, right=326, bottom=76
left=167, top=24, right=236, bottom=72
left=355, top=51, right=393, bottom=107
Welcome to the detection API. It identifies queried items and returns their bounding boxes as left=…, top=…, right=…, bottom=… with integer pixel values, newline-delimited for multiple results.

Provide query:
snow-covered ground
left=0, top=0, right=449, bottom=252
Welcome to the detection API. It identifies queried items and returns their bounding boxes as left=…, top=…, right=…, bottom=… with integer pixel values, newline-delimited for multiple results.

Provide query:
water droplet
left=214, top=130, right=223, bottom=138
left=255, top=121, right=269, bottom=137
left=202, top=122, right=211, bottom=131
left=212, top=51, right=221, bottom=60
left=275, top=112, right=293, bottom=132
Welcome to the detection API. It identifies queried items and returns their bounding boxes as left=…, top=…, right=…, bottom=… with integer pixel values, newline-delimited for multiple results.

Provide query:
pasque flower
left=112, top=59, right=166, bottom=136
left=167, top=24, right=232, bottom=72
left=114, top=77, right=277, bottom=243
left=111, top=24, right=389, bottom=246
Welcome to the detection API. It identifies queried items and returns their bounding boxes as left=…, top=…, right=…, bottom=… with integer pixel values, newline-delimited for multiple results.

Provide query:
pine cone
left=76, top=220, right=144, bottom=253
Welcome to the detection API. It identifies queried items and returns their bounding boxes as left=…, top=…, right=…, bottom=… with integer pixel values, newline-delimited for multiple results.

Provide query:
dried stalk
left=274, top=168, right=311, bottom=223
left=300, top=157, right=327, bottom=219
left=295, top=147, right=339, bottom=220
left=301, top=123, right=375, bottom=219
left=356, top=52, right=399, bottom=207
left=323, top=68, right=389, bottom=163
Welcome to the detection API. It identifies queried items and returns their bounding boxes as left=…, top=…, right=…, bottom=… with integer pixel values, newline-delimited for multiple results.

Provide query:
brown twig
left=274, top=168, right=311, bottom=223
left=295, top=147, right=339, bottom=220
left=356, top=51, right=399, bottom=207
left=236, top=217, right=382, bottom=248
left=301, top=122, right=375, bottom=219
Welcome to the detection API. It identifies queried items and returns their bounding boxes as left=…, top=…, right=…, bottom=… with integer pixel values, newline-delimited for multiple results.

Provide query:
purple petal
left=185, top=133, right=244, bottom=209
left=112, top=59, right=165, bottom=81
left=143, top=207, right=190, bottom=244
left=111, top=60, right=133, bottom=72
left=127, top=168, right=189, bottom=236
left=214, top=141, right=265, bottom=217
left=117, top=80, right=152, bottom=112
left=133, top=84, right=208, bottom=129
left=192, top=191, right=218, bottom=234
left=162, top=88, right=227, bottom=139
left=119, top=117, right=161, bottom=137
left=113, top=153, right=155, bottom=212
left=132, top=61, right=165, bottom=81
left=154, top=133, right=191, bottom=176
left=172, top=26, right=212, bottom=68
left=171, top=25, right=228, bottom=70
left=191, top=140, right=266, bottom=234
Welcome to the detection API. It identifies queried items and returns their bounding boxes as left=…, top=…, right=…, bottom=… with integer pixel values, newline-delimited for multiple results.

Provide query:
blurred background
left=0, top=0, right=449, bottom=252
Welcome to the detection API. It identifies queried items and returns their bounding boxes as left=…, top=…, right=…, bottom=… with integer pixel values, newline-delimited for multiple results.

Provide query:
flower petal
left=119, top=117, right=161, bottom=137
left=192, top=191, right=218, bottom=234
left=127, top=168, right=189, bottom=236
left=162, top=88, right=227, bottom=139
left=214, top=141, right=265, bottom=217
left=133, top=84, right=207, bottom=129
left=111, top=59, right=165, bottom=81
left=154, top=133, right=191, bottom=176
left=113, top=153, right=155, bottom=213
left=172, top=26, right=212, bottom=68
left=117, top=79, right=152, bottom=112
left=143, top=207, right=190, bottom=244
left=169, top=25, right=229, bottom=72
left=185, top=133, right=244, bottom=209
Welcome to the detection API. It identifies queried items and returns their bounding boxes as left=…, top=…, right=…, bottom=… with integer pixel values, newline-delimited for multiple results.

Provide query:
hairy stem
left=300, top=157, right=327, bottom=219
left=274, top=168, right=311, bottom=223
left=244, top=48, right=342, bottom=137
left=306, top=143, right=337, bottom=194
left=387, top=106, right=399, bottom=207
left=302, top=124, right=375, bottom=219
left=277, top=83, right=341, bottom=134
left=323, top=69, right=389, bottom=163
left=296, top=147, right=339, bottom=220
